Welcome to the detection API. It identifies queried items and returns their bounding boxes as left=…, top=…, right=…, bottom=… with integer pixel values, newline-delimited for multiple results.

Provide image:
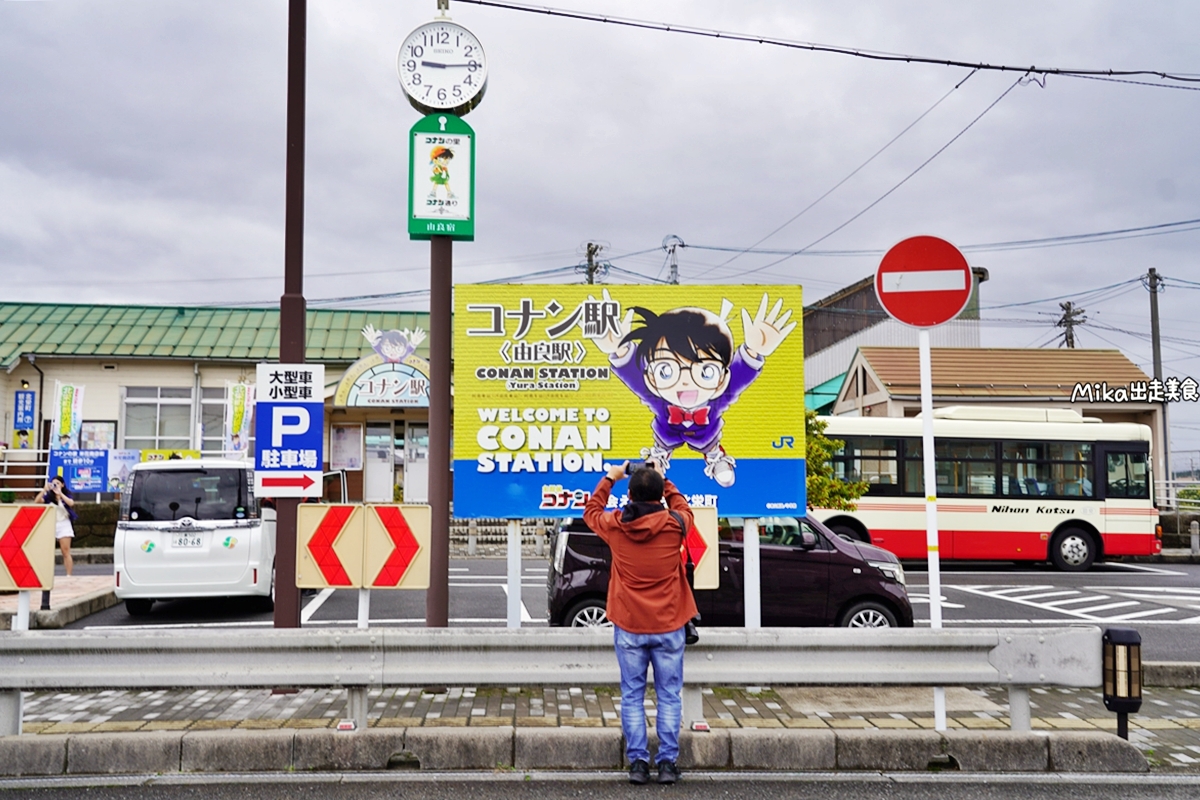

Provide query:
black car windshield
left=128, top=469, right=247, bottom=521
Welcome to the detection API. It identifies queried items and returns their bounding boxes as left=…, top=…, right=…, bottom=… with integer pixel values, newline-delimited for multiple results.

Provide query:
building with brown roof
left=829, top=346, right=1167, bottom=483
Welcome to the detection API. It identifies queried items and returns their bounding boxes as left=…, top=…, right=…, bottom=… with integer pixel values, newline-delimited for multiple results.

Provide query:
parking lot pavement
left=15, top=683, right=1200, bottom=770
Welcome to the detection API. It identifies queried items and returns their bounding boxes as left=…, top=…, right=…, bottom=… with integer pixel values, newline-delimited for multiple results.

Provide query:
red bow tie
left=668, top=405, right=710, bottom=426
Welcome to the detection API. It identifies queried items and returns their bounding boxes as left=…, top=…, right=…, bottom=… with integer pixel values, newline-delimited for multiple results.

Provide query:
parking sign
left=254, top=364, right=325, bottom=498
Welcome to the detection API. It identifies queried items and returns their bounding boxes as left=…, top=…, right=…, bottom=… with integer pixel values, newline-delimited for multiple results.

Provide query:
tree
left=806, top=410, right=868, bottom=510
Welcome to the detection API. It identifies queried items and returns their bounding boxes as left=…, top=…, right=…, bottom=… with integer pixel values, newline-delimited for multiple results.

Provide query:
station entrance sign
left=254, top=364, right=325, bottom=498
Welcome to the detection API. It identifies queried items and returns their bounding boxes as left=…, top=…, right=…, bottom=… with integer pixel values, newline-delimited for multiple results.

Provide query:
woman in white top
left=40, top=476, right=75, bottom=577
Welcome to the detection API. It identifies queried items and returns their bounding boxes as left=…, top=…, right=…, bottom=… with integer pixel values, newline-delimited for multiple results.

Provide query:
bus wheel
left=1050, top=528, right=1095, bottom=571
left=830, top=523, right=869, bottom=543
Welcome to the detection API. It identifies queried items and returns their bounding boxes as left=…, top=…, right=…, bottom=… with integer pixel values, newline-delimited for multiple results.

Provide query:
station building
left=0, top=302, right=432, bottom=503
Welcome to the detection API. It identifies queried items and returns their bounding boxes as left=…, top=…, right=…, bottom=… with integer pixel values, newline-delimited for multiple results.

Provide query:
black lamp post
left=1103, top=627, right=1143, bottom=740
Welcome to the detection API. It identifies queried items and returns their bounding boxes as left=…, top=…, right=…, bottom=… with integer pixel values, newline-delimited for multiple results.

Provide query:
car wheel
left=839, top=601, right=897, bottom=628
left=125, top=598, right=154, bottom=617
left=566, top=599, right=611, bottom=628
left=1050, top=528, right=1096, bottom=572
left=830, top=523, right=869, bottom=543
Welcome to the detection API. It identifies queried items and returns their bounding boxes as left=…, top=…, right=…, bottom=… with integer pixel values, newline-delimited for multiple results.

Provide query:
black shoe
left=684, top=620, right=699, bottom=646
left=656, top=760, right=681, bottom=784
left=628, top=759, right=650, bottom=784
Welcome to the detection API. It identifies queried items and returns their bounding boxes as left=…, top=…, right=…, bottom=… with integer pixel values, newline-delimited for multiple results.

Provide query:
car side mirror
left=798, top=530, right=819, bottom=550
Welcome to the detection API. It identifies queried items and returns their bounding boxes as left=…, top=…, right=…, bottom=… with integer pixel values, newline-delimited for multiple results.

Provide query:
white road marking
left=1069, top=601, right=1139, bottom=614
left=987, top=585, right=1055, bottom=596
left=1104, top=607, right=1179, bottom=621
left=1040, top=595, right=1109, bottom=607
left=300, top=588, right=335, bottom=623
left=501, top=584, right=535, bottom=623
left=1101, top=563, right=1189, bottom=576
left=1013, top=590, right=1080, bottom=601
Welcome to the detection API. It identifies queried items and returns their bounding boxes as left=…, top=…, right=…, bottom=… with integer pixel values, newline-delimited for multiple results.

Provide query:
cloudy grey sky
left=2, top=0, right=1199, bottom=454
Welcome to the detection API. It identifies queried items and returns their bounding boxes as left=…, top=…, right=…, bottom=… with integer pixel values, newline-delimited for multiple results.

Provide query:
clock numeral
left=463, top=74, right=473, bottom=86
left=436, top=30, right=450, bottom=45
left=424, top=85, right=433, bottom=98
left=409, top=44, right=424, bottom=58
left=453, top=85, right=463, bottom=99
left=437, top=88, right=448, bottom=102
left=403, top=59, right=417, bottom=72
left=411, top=73, right=422, bottom=86
left=464, top=45, right=474, bottom=57
left=467, top=60, right=480, bottom=73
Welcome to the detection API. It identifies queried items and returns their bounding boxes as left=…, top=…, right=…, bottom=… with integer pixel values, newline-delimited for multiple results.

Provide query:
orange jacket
left=583, top=476, right=698, bottom=634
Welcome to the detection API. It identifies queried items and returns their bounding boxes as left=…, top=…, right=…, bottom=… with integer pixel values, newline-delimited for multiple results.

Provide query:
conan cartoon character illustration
left=589, top=291, right=796, bottom=487
left=362, top=324, right=427, bottom=363
left=428, top=145, right=455, bottom=201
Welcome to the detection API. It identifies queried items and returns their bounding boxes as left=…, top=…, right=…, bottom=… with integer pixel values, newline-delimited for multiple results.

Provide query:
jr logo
left=771, top=436, right=795, bottom=449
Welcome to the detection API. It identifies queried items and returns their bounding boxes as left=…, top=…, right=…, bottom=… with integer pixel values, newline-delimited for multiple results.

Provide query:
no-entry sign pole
left=875, top=235, right=972, bottom=733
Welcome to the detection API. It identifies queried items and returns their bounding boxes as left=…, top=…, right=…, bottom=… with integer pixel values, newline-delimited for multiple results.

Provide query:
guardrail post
left=682, top=686, right=704, bottom=729
left=0, top=691, right=21, bottom=736
left=1008, top=686, right=1031, bottom=731
left=534, top=521, right=545, bottom=558
left=1191, top=520, right=1198, bottom=556
left=468, top=519, right=477, bottom=556
left=347, top=687, right=368, bottom=731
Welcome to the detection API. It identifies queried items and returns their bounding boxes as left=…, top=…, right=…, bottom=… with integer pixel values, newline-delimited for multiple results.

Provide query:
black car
left=547, top=514, right=913, bottom=628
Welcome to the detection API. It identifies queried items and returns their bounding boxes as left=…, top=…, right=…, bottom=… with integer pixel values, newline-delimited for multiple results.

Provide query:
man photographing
left=584, top=459, right=697, bottom=785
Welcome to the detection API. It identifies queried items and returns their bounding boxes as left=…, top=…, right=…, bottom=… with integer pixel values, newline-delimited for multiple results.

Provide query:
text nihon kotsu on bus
left=809, top=407, right=1161, bottom=571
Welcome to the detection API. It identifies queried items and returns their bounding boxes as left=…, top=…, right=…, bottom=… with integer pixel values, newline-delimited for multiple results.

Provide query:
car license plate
left=173, top=533, right=203, bottom=548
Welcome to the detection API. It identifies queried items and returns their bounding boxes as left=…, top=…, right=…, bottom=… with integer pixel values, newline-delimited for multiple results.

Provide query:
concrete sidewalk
left=9, top=683, right=1200, bottom=770
left=0, top=574, right=118, bottom=630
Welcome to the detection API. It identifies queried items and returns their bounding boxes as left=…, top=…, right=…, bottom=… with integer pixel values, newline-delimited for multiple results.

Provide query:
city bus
left=809, top=407, right=1161, bottom=571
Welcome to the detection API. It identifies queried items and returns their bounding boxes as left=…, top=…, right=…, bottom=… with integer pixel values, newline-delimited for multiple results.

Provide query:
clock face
left=397, top=20, right=488, bottom=115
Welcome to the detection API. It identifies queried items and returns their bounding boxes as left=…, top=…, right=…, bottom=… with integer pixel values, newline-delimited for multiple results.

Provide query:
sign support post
left=13, top=591, right=30, bottom=632
left=275, top=0, right=308, bottom=629
left=918, top=327, right=946, bottom=728
left=507, top=519, right=522, bottom=628
left=743, top=519, right=761, bottom=629
left=357, top=588, right=371, bottom=629
left=875, top=235, right=973, bottom=734
left=426, top=236, right=452, bottom=628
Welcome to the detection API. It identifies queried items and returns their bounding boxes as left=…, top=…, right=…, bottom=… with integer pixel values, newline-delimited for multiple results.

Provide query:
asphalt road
left=4, top=774, right=1200, bottom=799
left=67, top=558, right=1200, bottom=661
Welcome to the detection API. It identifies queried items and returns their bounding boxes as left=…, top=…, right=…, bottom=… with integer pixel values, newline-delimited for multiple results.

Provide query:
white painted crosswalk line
left=1010, top=590, right=1079, bottom=602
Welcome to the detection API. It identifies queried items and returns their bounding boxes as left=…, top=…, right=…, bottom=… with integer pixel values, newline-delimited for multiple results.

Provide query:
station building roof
left=0, top=302, right=431, bottom=369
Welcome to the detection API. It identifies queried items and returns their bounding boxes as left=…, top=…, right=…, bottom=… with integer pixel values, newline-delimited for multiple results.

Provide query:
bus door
left=1096, top=442, right=1152, bottom=551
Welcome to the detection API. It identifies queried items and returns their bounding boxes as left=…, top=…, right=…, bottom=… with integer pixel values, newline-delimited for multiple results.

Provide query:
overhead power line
left=455, top=0, right=1200, bottom=85
left=721, top=75, right=1027, bottom=279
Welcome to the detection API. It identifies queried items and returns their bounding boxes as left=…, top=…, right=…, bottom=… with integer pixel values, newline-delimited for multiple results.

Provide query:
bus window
left=1106, top=452, right=1149, bottom=499
left=906, top=440, right=996, bottom=496
left=833, top=438, right=900, bottom=495
left=1002, top=441, right=1093, bottom=498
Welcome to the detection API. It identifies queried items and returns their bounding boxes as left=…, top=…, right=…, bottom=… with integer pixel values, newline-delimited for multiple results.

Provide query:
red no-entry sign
left=875, top=236, right=972, bottom=328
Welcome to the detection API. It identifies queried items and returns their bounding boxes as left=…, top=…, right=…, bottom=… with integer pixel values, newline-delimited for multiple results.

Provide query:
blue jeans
left=613, top=624, right=686, bottom=765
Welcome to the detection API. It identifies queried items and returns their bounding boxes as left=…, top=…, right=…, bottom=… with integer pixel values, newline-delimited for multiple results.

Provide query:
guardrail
left=0, top=625, right=1101, bottom=736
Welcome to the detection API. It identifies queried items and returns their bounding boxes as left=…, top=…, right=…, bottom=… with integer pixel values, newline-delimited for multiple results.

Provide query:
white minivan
left=114, top=459, right=275, bottom=616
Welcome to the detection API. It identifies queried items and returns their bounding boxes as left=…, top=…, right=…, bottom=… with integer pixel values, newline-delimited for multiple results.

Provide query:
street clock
left=397, top=18, right=488, bottom=117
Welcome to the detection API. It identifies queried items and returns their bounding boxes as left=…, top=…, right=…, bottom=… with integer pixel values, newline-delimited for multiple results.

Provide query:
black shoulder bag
left=669, top=510, right=701, bottom=646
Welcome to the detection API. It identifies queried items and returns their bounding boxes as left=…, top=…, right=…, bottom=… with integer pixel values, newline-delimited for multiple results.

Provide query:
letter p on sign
left=272, top=407, right=310, bottom=446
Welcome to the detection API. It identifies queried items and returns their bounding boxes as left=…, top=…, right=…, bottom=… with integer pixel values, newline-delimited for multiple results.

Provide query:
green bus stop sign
left=408, top=114, right=476, bottom=241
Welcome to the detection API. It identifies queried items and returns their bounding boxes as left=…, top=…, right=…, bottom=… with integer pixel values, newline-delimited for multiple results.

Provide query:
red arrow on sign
left=307, top=505, right=355, bottom=586
left=263, top=475, right=316, bottom=490
left=372, top=506, right=420, bottom=587
left=0, top=506, right=47, bottom=588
